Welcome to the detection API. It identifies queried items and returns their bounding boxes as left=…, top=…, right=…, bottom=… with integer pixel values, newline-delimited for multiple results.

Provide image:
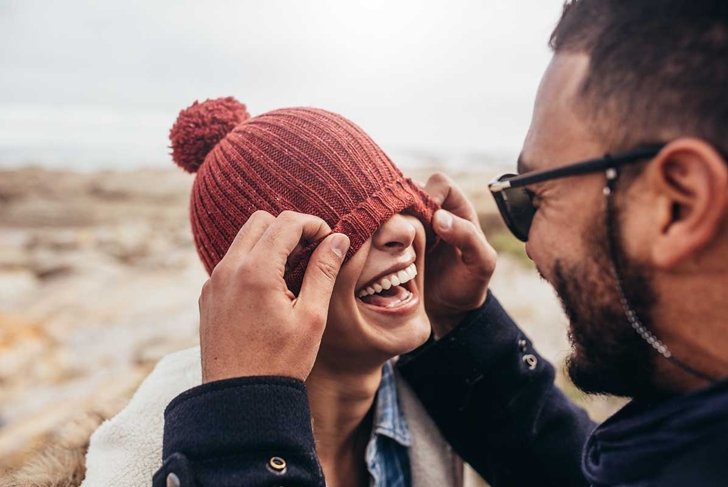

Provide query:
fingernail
left=435, top=210, right=452, bottom=231
left=330, top=234, right=350, bottom=259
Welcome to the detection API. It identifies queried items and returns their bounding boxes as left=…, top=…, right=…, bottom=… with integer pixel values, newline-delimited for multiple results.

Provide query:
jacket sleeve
left=153, top=376, right=325, bottom=487
left=397, top=293, right=595, bottom=487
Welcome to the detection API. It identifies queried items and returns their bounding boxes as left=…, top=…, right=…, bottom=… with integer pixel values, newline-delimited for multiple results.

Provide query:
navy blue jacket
left=153, top=294, right=728, bottom=486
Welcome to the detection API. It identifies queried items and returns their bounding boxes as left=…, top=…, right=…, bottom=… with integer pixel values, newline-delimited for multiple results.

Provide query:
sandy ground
left=0, top=166, right=625, bottom=479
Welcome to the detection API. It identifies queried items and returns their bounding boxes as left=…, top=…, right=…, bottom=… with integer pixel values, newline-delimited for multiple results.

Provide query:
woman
left=81, top=97, right=474, bottom=487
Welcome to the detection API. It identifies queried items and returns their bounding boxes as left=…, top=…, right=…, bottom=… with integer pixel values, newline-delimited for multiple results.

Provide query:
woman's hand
left=422, top=173, right=497, bottom=337
left=198, top=210, right=350, bottom=383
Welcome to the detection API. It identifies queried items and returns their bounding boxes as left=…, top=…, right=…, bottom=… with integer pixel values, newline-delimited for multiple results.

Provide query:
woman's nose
left=372, top=214, right=416, bottom=252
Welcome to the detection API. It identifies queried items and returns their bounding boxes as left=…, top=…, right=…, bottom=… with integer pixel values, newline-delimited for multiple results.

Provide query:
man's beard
left=551, top=211, right=658, bottom=398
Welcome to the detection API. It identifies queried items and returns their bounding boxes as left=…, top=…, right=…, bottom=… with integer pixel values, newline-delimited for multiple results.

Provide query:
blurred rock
left=0, top=271, right=38, bottom=306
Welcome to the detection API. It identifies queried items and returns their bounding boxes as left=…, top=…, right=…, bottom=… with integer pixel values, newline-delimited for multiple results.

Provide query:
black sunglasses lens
left=502, top=187, right=536, bottom=241
left=492, top=174, right=535, bottom=242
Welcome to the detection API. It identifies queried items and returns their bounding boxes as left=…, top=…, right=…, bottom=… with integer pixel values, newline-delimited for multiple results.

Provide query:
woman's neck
left=306, top=360, right=383, bottom=487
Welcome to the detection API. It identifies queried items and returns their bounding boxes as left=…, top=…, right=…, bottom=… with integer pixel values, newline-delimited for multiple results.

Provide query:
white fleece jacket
left=81, top=347, right=468, bottom=487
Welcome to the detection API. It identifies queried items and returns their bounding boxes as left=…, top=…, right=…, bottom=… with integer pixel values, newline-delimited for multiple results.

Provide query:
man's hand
left=423, top=173, right=497, bottom=337
left=198, top=210, right=350, bottom=383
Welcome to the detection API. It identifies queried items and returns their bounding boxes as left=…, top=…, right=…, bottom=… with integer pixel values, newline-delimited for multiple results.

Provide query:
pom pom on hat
left=169, top=97, right=250, bottom=173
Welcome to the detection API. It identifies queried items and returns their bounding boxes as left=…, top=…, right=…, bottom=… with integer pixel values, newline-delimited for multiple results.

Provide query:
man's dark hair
left=550, top=0, right=728, bottom=155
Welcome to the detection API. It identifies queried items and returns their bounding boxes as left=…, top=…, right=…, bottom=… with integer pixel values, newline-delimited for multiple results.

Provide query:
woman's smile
left=356, top=260, right=421, bottom=316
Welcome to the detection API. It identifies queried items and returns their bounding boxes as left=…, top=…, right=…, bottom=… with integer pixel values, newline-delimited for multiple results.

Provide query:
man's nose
left=372, top=214, right=416, bottom=252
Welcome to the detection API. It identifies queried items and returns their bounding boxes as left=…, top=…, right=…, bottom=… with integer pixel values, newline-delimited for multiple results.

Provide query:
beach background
left=0, top=0, right=626, bottom=484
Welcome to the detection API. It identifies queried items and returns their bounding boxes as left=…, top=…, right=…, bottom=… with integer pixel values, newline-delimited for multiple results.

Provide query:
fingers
left=297, top=233, right=350, bottom=317
left=424, top=172, right=480, bottom=228
left=223, top=210, right=276, bottom=263
left=253, top=211, right=334, bottom=268
left=196, top=211, right=348, bottom=384
left=433, top=209, right=496, bottom=272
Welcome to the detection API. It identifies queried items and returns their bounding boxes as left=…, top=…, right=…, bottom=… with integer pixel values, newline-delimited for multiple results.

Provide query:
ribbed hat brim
left=284, top=177, right=440, bottom=295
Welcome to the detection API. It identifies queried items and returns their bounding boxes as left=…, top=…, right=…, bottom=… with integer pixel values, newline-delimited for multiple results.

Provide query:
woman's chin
left=370, top=313, right=432, bottom=357
left=323, top=301, right=432, bottom=364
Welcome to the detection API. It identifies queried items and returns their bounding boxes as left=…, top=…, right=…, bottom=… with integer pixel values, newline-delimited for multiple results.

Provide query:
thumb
left=433, top=209, right=495, bottom=268
left=297, top=233, right=350, bottom=316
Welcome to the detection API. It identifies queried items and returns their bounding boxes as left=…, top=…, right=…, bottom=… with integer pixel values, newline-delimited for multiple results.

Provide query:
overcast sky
left=0, top=0, right=566, bottom=169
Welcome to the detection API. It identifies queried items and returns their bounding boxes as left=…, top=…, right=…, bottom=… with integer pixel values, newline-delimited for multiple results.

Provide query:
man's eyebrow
left=516, top=153, right=532, bottom=175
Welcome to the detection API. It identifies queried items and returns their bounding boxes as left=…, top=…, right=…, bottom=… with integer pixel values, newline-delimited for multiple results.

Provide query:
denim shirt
left=365, top=361, right=412, bottom=487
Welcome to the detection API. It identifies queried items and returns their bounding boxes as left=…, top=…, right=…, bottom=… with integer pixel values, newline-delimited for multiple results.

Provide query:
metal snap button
left=166, top=472, right=181, bottom=487
left=523, top=354, right=538, bottom=370
left=268, top=456, right=287, bottom=474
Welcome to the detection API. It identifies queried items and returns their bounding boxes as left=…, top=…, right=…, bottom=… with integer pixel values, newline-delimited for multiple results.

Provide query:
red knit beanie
left=170, top=97, right=439, bottom=294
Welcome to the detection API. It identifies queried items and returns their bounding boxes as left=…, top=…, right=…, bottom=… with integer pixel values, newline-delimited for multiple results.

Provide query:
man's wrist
left=427, top=294, right=489, bottom=338
left=428, top=311, right=467, bottom=338
left=162, top=376, right=315, bottom=458
left=155, top=375, right=323, bottom=486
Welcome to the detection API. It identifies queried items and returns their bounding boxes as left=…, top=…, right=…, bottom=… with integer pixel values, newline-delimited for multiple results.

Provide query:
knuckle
left=209, top=264, right=228, bottom=283
left=454, top=217, right=477, bottom=239
left=240, top=262, right=275, bottom=291
left=315, top=258, right=340, bottom=282
left=233, top=260, right=258, bottom=283
left=199, top=279, right=211, bottom=303
left=430, top=171, right=450, bottom=185
left=312, top=217, right=330, bottom=235
left=465, top=220, right=480, bottom=239
left=278, top=210, right=298, bottom=222
left=250, top=209, right=274, bottom=223
left=486, top=255, right=497, bottom=274
left=251, top=209, right=269, bottom=218
left=301, top=306, right=326, bottom=327
left=211, top=261, right=246, bottom=286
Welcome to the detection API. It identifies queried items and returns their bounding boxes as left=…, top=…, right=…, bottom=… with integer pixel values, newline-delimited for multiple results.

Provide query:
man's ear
left=649, top=138, right=728, bottom=269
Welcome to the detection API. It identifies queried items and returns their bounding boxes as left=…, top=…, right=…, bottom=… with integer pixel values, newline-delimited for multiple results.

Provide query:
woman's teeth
left=357, top=263, right=417, bottom=298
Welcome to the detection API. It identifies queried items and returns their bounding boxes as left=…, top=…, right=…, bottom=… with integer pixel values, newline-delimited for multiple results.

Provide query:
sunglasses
left=488, top=144, right=666, bottom=242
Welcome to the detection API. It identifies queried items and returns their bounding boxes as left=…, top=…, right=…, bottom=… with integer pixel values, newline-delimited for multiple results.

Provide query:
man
left=153, top=1, right=728, bottom=486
